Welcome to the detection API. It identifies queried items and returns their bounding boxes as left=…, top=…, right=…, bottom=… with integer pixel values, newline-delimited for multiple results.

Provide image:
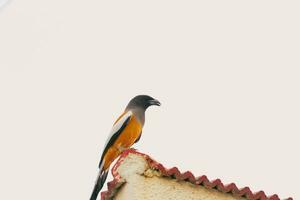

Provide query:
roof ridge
left=101, top=149, right=293, bottom=200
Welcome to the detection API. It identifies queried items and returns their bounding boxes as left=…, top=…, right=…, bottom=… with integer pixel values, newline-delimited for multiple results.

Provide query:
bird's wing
left=98, top=111, right=132, bottom=168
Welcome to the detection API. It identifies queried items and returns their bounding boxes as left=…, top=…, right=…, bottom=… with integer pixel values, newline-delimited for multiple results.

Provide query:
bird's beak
left=149, top=99, right=161, bottom=106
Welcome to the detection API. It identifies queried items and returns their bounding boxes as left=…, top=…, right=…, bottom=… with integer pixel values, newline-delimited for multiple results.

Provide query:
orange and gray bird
left=90, top=95, right=161, bottom=200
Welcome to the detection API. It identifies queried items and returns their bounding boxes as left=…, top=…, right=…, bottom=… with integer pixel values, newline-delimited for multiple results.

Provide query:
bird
left=90, top=95, right=161, bottom=200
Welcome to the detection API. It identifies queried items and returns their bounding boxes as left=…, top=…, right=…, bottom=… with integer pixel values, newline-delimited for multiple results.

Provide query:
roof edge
left=101, top=149, right=293, bottom=200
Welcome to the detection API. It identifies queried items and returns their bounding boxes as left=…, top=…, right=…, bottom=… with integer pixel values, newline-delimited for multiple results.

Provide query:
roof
left=100, top=149, right=293, bottom=200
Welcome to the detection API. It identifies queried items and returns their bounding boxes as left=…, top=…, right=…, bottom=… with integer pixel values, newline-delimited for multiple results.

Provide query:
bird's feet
left=129, top=147, right=138, bottom=151
left=117, top=146, right=138, bottom=153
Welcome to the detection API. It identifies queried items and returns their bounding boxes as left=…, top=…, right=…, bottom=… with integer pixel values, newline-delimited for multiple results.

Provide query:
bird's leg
left=117, top=146, right=138, bottom=153
left=117, top=146, right=127, bottom=152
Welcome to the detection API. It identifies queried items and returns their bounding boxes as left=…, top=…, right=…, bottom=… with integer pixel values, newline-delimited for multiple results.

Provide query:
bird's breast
left=102, top=114, right=142, bottom=170
left=114, top=115, right=142, bottom=148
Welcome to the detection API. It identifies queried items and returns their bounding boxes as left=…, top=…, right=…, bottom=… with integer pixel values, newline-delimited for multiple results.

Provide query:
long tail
left=90, top=170, right=109, bottom=200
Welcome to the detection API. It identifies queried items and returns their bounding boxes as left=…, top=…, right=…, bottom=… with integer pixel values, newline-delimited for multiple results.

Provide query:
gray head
left=126, top=95, right=161, bottom=110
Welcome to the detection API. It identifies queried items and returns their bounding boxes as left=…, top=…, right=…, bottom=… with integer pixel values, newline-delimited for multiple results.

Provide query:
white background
left=0, top=1, right=299, bottom=199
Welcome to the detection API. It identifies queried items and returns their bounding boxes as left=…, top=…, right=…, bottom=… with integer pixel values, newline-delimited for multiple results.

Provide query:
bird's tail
left=90, top=169, right=109, bottom=200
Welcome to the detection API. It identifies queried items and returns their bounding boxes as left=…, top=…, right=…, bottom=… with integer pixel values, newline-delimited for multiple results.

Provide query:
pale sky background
left=0, top=1, right=299, bottom=200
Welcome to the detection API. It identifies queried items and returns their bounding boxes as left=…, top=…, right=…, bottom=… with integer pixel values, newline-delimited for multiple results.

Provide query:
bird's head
left=126, top=95, right=161, bottom=110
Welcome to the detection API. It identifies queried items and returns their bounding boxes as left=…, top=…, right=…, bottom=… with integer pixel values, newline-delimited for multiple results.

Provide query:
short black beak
left=149, top=99, right=161, bottom=106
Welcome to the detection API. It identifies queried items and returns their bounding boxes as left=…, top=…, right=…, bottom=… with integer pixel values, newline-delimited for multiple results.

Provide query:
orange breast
left=102, top=115, right=142, bottom=170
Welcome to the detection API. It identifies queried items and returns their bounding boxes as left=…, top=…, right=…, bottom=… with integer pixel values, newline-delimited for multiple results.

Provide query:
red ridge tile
left=101, top=149, right=293, bottom=200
